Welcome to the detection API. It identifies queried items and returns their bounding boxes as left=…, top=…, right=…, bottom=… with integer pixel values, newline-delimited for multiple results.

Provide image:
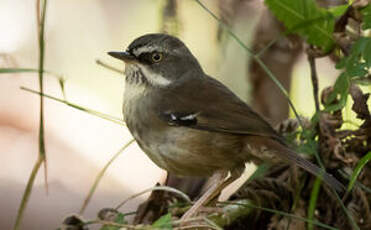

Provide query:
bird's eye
left=151, top=52, right=163, bottom=63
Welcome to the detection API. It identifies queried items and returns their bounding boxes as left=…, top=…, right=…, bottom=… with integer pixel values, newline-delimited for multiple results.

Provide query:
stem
left=308, top=55, right=320, bottom=112
left=14, top=1, right=48, bottom=229
left=13, top=157, right=44, bottom=230
left=38, top=0, right=48, bottom=195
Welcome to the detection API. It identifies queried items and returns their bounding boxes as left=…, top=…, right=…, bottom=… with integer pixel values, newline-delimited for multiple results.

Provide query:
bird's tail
left=276, top=143, right=345, bottom=193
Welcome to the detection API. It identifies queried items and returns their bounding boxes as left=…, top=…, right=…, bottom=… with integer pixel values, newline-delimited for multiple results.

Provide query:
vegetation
left=2, top=0, right=370, bottom=229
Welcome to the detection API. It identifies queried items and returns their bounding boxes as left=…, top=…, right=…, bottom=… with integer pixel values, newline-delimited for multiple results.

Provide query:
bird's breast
left=122, top=87, right=247, bottom=176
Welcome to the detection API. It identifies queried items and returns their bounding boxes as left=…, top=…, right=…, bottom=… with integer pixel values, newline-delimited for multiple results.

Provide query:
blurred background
left=0, top=0, right=345, bottom=229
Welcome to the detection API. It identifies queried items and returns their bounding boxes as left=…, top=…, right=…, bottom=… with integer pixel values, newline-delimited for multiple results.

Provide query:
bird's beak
left=107, top=51, right=136, bottom=63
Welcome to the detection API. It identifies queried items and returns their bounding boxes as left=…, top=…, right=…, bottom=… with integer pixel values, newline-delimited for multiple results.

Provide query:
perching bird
left=108, top=33, right=344, bottom=219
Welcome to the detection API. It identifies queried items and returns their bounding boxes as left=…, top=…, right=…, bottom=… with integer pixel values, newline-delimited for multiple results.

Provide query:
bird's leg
left=180, top=170, right=237, bottom=221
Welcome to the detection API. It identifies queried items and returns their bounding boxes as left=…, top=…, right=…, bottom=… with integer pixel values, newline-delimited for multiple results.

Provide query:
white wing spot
left=180, top=113, right=198, bottom=120
left=170, top=114, right=177, bottom=121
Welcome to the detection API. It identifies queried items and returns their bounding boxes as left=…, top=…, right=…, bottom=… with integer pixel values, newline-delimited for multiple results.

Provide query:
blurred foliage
left=265, top=0, right=342, bottom=52
left=151, top=213, right=173, bottom=230
left=361, top=4, right=371, bottom=29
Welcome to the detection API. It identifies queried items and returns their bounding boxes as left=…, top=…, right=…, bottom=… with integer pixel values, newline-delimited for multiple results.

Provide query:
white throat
left=137, top=64, right=171, bottom=87
left=125, top=63, right=171, bottom=87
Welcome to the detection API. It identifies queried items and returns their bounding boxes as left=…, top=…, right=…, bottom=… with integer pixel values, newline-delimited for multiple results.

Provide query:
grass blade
left=0, top=68, right=42, bottom=73
left=0, top=68, right=67, bottom=99
left=347, top=151, right=371, bottom=192
left=79, top=139, right=135, bottom=214
left=333, top=191, right=360, bottom=230
left=219, top=201, right=339, bottom=230
left=13, top=157, right=44, bottom=230
left=13, top=1, right=48, bottom=229
left=37, top=0, right=48, bottom=194
left=21, top=87, right=125, bottom=125
left=0, top=67, right=63, bottom=79
left=307, top=176, right=322, bottom=230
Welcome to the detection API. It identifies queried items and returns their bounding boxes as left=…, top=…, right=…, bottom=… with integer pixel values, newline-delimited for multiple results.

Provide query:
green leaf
left=347, top=152, right=371, bottom=192
left=328, top=4, right=349, bottom=17
left=332, top=37, right=371, bottom=110
left=264, top=0, right=335, bottom=51
left=324, top=73, right=350, bottom=111
left=152, top=213, right=173, bottom=229
left=361, top=4, right=371, bottom=30
left=247, top=163, right=270, bottom=182
left=297, top=141, right=318, bottom=155
left=364, top=40, right=371, bottom=66
left=297, top=128, right=318, bottom=156
left=351, top=75, right=371, bottom=85
left=337, top=37, right=371, bottom=74
left=100, top=212, right=127, bottom=230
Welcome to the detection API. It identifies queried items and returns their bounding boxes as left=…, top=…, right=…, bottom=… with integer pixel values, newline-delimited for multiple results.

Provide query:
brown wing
left=154, top=75, right=282, bottom=140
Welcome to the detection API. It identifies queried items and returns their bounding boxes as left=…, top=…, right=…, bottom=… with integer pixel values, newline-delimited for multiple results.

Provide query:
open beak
left=107, top=51, right=136, bottom=63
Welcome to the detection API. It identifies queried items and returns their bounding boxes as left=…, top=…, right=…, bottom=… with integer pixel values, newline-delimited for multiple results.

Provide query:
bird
left=108, top=33, right=345, bottom=219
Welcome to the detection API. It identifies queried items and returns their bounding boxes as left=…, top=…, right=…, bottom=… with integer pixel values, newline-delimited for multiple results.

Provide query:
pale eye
left=151, top=52, right=163, bottom=63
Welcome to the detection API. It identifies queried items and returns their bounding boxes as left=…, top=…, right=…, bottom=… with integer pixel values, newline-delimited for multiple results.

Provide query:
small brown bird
left=108, top=33, right=344, bottom=219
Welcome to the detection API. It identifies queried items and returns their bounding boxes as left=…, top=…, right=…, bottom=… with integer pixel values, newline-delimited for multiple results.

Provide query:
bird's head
left=108, top=33, right=203, bottom=87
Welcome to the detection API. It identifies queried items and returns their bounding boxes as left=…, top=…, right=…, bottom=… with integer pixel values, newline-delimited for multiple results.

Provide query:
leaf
left=361, top=4, right=371, bottom=30
left=264, top=0, right=335, bottom=51
left=328, top=4, right=349, bottom=17
left=152, top=213, right=173, bottom=229
left=324, top=73, right=350, bottom=111
left=337, top=37, right=371, bottom=74
left=347, top=152, right=371, bottom=192
left=297, top=128, right=318, bottom=155
left=332, top=37, right=371, bottom=111
left=100, top=212, right=127, bottom=230
left=363, top=38, right=371, bottom=66
left=247, top=163, right=270, bottom=182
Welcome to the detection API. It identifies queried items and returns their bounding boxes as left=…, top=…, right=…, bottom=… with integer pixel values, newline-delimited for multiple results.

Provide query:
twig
left=84, top=219, right=146, bottom=229
left=308, top=54, right=320, bottom=112
left=115, top=186, right=191, bottom=210
left=174, top=225, right=220, bottom=230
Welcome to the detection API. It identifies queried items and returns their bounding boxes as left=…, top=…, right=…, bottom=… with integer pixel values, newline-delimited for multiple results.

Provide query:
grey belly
left=133, top=126, right=246, bottom=176
left=123, top=96, right=246, bottom=176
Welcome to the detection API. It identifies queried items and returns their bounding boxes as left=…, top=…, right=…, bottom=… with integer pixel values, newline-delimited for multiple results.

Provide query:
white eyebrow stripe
left=137, top=64, right=171, bottom=87
left=133, top=46, right=162, bottom=56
